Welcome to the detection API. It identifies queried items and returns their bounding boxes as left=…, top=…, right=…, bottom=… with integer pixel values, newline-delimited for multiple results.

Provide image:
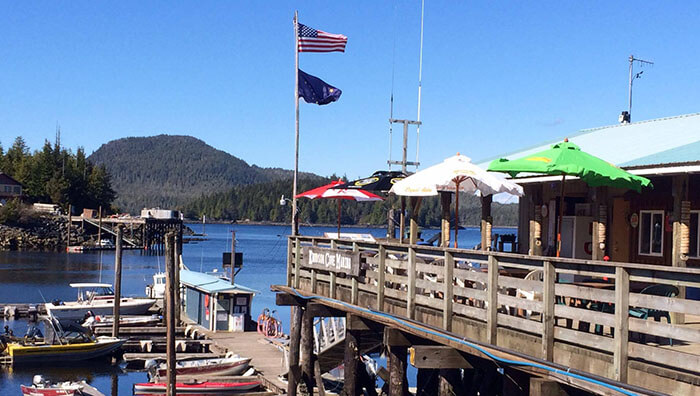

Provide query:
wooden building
left=478, top=113, right=700, bottom=294
left=0, top=173, right=22, bottom=203
left=180, top=270, right=256, bottom=332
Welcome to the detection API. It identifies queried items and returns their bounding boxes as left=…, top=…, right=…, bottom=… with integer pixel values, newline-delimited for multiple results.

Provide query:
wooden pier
left=275, top=235, right=700, bottom=396
left=70, top=215, right=183, bottom=251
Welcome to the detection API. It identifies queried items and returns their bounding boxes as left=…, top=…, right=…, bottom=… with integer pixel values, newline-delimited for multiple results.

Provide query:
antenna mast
left=386, top=1, right=424, bottom=174
left=627, top=54, right=653, bottom=122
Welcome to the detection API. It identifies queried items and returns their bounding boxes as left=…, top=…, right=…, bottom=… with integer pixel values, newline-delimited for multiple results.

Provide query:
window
left=639, top=210, right=664, bottom=256
left=13, top=186, right=20, bottom=193
left=690, top=211, right=699, bottom=258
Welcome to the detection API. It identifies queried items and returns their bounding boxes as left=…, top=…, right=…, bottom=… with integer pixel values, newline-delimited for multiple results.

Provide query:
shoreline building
left=479, top=112, right=700, bottom=298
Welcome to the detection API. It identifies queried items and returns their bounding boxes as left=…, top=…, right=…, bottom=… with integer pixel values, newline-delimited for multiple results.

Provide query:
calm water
left=0, top=223, right=514, bottom=395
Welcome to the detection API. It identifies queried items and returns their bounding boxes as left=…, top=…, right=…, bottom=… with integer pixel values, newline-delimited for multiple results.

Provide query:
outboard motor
left=32, top=375, right=44, bottom=386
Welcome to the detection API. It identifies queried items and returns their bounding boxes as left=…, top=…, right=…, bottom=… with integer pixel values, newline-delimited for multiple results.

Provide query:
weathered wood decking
left=277, top=236, right=700, bottom=395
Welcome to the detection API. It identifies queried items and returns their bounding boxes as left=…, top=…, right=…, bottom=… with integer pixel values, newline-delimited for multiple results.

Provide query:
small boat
left=150, top=355, right=252, bottom=378
left=87, top=314, right=162, bottom=328
left=20, top=375, right=85, bottom=396
left=133, top=380, right=260, bottom=394
left=4, top=317, right=126, bottom=364
left=45, top=283, right=156, bottom=321
left=145, top=273, right=165, bottom=299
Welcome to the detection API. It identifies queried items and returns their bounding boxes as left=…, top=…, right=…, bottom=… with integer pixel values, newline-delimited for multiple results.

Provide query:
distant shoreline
left=184, top=219, right=518, bottom=229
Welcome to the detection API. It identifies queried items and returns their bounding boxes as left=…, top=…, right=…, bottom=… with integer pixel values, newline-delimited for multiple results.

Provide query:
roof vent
left=619, top=111, right=631, bottom=124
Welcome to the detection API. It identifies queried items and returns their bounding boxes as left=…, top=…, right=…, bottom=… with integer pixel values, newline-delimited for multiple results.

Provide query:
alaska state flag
left=298, top=69, right=342, bottom=105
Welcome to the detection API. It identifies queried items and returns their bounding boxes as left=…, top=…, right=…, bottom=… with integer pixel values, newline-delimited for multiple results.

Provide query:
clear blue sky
left=2, top=2, right=699, bottom=179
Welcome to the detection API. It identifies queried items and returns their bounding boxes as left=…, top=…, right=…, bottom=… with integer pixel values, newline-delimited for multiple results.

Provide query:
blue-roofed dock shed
left=180, top=269, right=256, bottom=332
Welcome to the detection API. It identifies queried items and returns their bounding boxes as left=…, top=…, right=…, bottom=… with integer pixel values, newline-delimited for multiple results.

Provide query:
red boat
left=20, top=376, right=85, bottom=396
left=133, top=380, right=261, bottom=394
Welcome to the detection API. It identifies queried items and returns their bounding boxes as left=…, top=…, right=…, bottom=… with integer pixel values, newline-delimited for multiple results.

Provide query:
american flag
left=297, top=23, right=348, bottom=53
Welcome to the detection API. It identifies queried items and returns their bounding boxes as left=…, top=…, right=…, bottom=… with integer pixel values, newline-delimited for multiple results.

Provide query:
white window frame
left=638, top=210, right=665, bottom=257
left=690, top=210, right=700, bottom=258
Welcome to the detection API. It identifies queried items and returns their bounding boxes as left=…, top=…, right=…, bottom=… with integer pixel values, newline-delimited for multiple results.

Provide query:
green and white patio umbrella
left=487, top=139, right=652, bottom=256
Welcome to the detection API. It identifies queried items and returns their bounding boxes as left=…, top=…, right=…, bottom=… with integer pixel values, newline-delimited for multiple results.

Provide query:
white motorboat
left=150, top=355, right=252, bottom=378
left=45, top=283, right=156, bottom=321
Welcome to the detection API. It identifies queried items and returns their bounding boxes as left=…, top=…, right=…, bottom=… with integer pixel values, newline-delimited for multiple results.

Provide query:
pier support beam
left=165, top=232, right=176, bottom=396
left=384, top=328, right=409, bottom=396
left=344, top=327, right=361, bottom=396
left=300, top=307, right=315, bottom=394
left=440, top=192, right=452, bottom=247
left=112, top=226, right=123, bottom=338
left=288, top=306, right=303, bottom=396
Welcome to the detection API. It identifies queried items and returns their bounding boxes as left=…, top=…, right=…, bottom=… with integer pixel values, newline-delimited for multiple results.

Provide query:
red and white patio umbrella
left=296, top=180, right=383, bottom=237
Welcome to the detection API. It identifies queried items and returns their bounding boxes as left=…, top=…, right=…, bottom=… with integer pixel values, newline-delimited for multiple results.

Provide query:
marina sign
left=303, top=247, right=360, bottom=277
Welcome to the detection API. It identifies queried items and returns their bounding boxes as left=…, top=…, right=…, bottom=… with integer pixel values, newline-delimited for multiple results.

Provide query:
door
left=611, top=198, right=630, bottom=262
left=560, top=216, right=575, bottom=258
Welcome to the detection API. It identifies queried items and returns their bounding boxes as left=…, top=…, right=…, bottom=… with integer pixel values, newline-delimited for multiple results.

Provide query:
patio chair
left=515, top=269, right=543, bottom=319
left=629, top=284, right=679, bottom=345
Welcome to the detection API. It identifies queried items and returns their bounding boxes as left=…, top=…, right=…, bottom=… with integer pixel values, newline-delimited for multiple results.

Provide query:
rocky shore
left=0, top=215, right=88, bottom=251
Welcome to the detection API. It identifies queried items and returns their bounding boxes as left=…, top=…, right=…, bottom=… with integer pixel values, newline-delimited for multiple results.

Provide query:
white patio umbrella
left=389, top=154, right=523, bottom=247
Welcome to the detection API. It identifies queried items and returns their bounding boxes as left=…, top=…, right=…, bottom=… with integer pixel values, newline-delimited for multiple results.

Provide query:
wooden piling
left=97, top=206, right=102, bottom=245
left=112, top=226, right=123, bottom=338
left=300, top=307, right=315, bottom=394
left=67, top=204, right=72, bottom=247
left=174, top=232, right=182, bottom=325
left=343, top=326, right=361, bottom=396
left=288, top=306, right=302, bottom=396
left=384, top=328, right=409, bottom=396
left=165, top=232, right=176, bottom=396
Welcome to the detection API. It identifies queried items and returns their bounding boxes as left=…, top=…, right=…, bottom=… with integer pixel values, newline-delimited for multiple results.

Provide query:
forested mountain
left=88, top=135, right=321, bottom=213
left=0, top=136, right=114, bottom=212
left=185, top=179, right=520, bottom=227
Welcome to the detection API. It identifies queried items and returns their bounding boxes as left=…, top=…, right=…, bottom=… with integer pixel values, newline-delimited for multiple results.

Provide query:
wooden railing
left=286, top=236, right=700, bottom=384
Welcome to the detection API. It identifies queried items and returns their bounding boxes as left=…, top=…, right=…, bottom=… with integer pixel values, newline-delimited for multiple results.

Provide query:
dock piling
left=112, top=226, right=123, bottom=338
left=288, top=305, right=303, bottom=396
left=165, top=232, right=177, bottom=396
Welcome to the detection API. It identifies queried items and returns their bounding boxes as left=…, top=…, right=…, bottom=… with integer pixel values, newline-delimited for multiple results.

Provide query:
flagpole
left=292, top=10, right=300, bottom=236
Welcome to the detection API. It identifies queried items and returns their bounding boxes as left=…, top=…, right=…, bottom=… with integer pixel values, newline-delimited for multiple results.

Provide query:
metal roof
left=180, top=270, right=256, bottom=295
left=476, top=113, right=700, bottom=170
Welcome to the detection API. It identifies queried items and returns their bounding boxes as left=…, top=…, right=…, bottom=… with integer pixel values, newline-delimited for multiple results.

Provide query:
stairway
left=313, top=317, right=383, bottom=374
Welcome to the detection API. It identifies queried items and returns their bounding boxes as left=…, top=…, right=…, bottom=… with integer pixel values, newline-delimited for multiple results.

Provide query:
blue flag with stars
left=298, top=69, right=342, bottom=105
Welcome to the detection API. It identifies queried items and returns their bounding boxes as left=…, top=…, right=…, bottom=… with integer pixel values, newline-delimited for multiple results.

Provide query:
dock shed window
left=690, top=211, right=699, bottom=258
left=638, top=210, right=664, bottom=256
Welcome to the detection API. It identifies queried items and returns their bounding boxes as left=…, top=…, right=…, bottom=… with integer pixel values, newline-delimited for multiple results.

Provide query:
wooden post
left=351, top=242, right=359, bottom=305
left=440, top=192, right=452, bottom=247
left=388, top=208, right=396, bottom=239
left=529, top=377, right=567, bottom=396
left=294, top=237, right=301, bottom=289
left=174, top=232, right=181, bottom=325
left=230, top=230, right=237, bottom=285
left=486, top=255, right=498, bottom=345
left=481, top=194, right=493, bottom=251
left=614, top=266, right=629, bottom=383
left=377, top=245, right=386, bottom=311
left=67, top=204, right=72, bottom=247
left=165, top=232, right=176, bottom=396
left=288, top=305, right=303, bottom=396
left=287, top=238, right=293, bottom=287
left=330, top=240, right=337, bottom=299
left=112, top=226, right=123, bottom=338
left=407, top=246, right=417, bottom=320
left=672, top=175, right=688, bottom=324
left=399, top=197, right=406, bottom=244
left=443, top=251, right=454, bottom=331
left=97, top=206, right=102, bottom=246
left=409, top=197, right=422, bottom=245
left=344, top=324, right=361, bottom=396
left=542, top=260, right=555, bottom=361
left=384, top=328, right=409, bottom=396
left=300, top=307, right=315, bottom=394
left=314, top=359, right=326, bottom=396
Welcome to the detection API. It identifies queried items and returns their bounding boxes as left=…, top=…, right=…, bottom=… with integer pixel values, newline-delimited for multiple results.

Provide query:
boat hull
left=20, top=384, right=80, bottom=396
left=45, top=299, right=156, bottom=321
left=7, top=337, right=126, bottom=364
left=155, top=357, right=251, bottom=377
left=133, top=381, right=260, bottom=394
